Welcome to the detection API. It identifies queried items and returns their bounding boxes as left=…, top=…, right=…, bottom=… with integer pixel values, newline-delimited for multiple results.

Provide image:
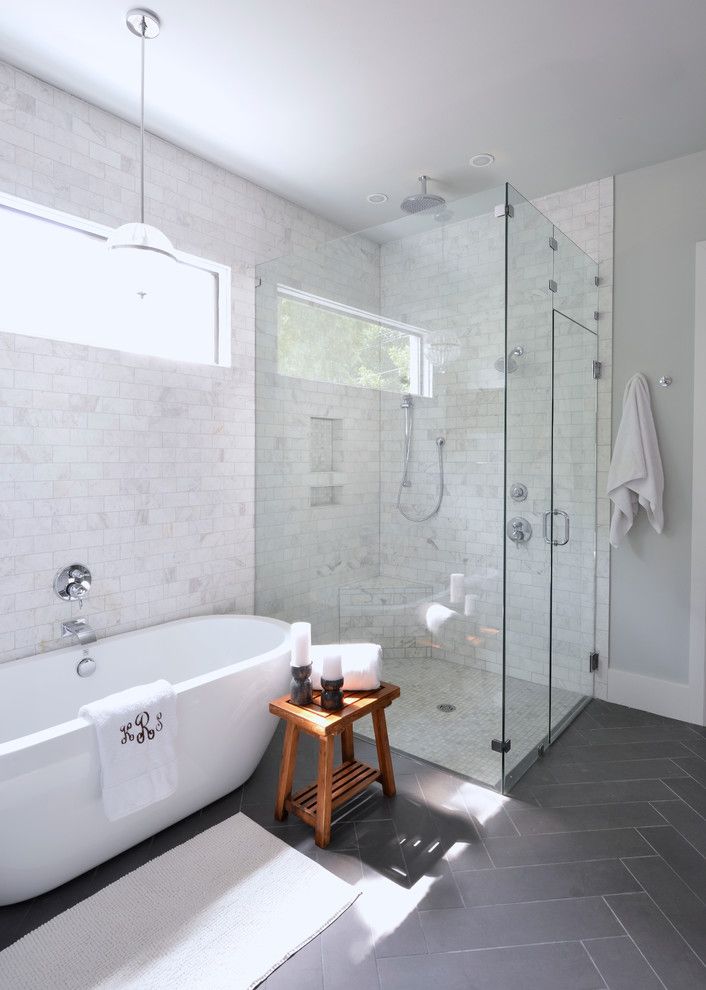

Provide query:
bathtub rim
left=0, top=613, right=291, bottom=759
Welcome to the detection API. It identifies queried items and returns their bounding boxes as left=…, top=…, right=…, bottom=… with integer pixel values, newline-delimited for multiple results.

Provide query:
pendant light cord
left=140, top=16, right=146, bottom=225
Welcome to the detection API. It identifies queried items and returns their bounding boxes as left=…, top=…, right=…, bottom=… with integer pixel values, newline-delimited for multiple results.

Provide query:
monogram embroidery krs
left=119, top=710, right=164, bottom=745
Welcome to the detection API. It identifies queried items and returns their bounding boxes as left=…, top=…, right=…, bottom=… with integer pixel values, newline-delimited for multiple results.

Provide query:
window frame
left=277, top=284, right=433, bottom=397
left=0, top=189, right=232, bottom=367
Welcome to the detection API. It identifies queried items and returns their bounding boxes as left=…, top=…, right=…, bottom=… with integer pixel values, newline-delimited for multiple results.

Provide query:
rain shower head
left=494, top=346, right=525, bottom=374
left=400, top=175, right=446, bottom=214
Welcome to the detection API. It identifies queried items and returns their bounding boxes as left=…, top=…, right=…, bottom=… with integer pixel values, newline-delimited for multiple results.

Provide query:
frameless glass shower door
left=502, top=185, right=598, bottom=789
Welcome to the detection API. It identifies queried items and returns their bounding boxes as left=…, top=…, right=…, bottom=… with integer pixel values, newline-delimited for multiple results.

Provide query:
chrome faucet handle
left=54, top=563, right=92, bottom=602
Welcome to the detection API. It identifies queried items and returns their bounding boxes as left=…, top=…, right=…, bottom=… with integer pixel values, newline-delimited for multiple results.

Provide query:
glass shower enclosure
left=255, top=182, right=598, bottom=792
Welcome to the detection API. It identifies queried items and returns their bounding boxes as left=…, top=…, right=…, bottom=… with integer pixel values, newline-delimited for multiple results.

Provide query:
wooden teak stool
left=269, top=682, right=400, bottom=847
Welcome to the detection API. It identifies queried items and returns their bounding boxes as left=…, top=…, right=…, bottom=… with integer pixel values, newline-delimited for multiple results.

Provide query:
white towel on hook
left=607, top=372, right=664, bottom=547
left=79, top=680, right=178, bottom=821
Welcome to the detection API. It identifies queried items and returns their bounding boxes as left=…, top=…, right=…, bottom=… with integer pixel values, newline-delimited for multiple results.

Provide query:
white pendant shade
left=106, top=221, right=176, bottom=259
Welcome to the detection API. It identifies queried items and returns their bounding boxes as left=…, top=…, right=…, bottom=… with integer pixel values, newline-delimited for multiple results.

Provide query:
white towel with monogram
left=79, top=679, right=178, bottom=821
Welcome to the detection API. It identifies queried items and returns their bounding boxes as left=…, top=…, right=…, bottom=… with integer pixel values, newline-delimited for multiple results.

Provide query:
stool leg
left=372, top=708, right=396, bottom=797
left=341, top=724, right=355, bottom=763
left=274, top=722, right=299, bottom=821
left=315, top=735, right=335, bottom=848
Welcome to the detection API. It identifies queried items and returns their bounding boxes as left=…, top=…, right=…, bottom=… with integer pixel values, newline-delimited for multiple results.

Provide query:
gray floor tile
left=652, top=799, right=706, bottom=856
left=262, top=935, right=324, bottom=989
left=663, top=775, right=706, bottom=817
left=507, top=800, right=664, bottom=834
left=681, top=734, right=706, bottom=761
left=587, top=703, right=669, bottom=727
left=622, top=855, right=706, bottom=963
left=605, top=891, right=706, bottom=990
left=584, top=724, right=699, bottom=745
left=672, top=756, right=706, bottom=789
left=548, top=758, right=687, bottom=783
left=544, top=740, right=697, bottom=764
left=637, top=825, right=706, bottom=902
left=321, top=900, right=380, bottom=990
left=582, top=935, right=665, bottom=990
left=378, top=941, right=605, bottom=990
left=471, top=804, right=520, bottom=837
left=454, top=859, right=640, bottom=907
left=484, top=828, right=651, bottom=868
left=420, top=895, right=620, bottom=952
left=529, top=779, right=676, bottom=807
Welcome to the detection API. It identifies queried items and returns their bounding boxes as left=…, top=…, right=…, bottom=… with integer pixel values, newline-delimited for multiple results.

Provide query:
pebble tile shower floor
left=1, top=700, right=705, bottom=989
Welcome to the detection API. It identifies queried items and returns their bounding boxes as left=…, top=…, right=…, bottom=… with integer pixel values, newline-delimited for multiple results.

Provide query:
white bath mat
left=0, top=813, right=359, bottom=990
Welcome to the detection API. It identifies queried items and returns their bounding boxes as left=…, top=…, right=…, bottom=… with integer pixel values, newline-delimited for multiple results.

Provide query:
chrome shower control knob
left=54, top=563, right=92, bottom=602
left=510, top=483, right=528, bottom=502
left=506, top=517, right=532, bottom=543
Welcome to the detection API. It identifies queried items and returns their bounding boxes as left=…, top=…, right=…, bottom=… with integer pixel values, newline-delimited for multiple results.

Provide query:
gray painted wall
left=611, top=150, right=706, bottom=684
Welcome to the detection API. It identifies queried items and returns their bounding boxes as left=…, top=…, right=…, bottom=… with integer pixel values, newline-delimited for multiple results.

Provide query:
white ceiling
left=2, top=0, right=706, bottom=230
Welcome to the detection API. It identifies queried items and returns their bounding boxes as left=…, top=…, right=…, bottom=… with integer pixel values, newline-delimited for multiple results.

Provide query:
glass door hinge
left=549, top=236, right=558, bottom=251
left=491, top=738, right=512, bottom=754
left=494, top=204, right=514, bottom=219
left=254, top=276, right=262, bottom=287
left=548, top=279, right=558, bottom=293
left=589, top=652, right=599, bottom=672
left=594, top=275, right=600, bottom=286
left=593, top=360, right=602, bottom=379
left=594, top=311, right=600, bottom=322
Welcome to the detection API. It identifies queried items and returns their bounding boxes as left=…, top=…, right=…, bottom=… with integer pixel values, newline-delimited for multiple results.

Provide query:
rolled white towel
left=310, top=643, right=382, bottom=691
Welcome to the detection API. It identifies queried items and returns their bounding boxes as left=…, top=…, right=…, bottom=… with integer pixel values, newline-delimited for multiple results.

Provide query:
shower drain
left=437, top=703, right=457, bottom=713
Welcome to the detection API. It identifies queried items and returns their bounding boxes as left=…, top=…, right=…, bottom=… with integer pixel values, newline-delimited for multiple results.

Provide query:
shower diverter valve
left=506, top=517, right=532, bottom=543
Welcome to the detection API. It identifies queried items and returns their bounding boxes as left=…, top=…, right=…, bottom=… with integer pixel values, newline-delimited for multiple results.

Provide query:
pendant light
left=107, top=8, right=176, bottom=297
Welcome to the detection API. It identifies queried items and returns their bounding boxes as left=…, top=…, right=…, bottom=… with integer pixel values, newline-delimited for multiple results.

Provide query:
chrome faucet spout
left=61, top=618, right=97, bottom=647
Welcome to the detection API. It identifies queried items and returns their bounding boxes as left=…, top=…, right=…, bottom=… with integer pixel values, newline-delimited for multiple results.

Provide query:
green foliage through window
left=277, top=291, right=420, bottom=394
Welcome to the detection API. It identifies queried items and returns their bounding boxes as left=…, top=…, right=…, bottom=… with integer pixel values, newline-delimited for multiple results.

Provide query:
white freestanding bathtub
left=0, top=615, right=290, bottom=905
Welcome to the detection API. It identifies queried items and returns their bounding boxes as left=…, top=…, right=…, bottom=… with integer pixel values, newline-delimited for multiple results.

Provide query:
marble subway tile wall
left=0, top=60, right=349, bottom=663
left=379, top=211, right=506, bottom=668
left=254, top=236, right=382, bottom=643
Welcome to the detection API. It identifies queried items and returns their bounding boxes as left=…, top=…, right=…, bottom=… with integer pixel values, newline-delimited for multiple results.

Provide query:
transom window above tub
left=276, top=285, right=433, bottom=397
left=0, top=191, right=231, bottom=367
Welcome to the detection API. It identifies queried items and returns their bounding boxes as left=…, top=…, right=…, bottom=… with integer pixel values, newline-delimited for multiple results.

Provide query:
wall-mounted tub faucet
left=61, top=618, right=97, bottom=647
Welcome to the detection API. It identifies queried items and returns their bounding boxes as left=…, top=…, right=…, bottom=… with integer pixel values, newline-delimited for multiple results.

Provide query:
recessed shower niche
left=309, top=416, right=342, bottom=506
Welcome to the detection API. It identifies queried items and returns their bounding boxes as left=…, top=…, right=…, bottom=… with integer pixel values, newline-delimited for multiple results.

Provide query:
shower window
left=0, top=190, right=231, bottom=366
left=277, top=286, right=432, bottom=396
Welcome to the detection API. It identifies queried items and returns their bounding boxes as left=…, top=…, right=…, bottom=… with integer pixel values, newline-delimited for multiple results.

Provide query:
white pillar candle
left=464, top=593, right=476, bottom=617
left=321, top=653, right=343, bottom=681
left=450, top=573, right=464, bottom=604
left=290, top=622, right=311, bottom=667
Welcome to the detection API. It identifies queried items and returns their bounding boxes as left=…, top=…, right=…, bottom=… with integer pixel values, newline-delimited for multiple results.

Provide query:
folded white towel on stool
left=607, top=372, right=664, bottom=547
left=79, top=679, right=178, bottom=821
left=310, top=644, right=382, bottom=691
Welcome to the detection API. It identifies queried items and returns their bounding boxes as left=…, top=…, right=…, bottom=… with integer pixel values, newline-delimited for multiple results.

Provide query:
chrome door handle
left=554, top=509, right=570, bottom=546
left=543, top=510, right=570, bottom=546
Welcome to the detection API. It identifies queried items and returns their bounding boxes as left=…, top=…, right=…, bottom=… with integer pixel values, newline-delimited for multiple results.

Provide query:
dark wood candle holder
left=290, top=662, right=313, bottom=706
left=320, top=675, right=344, bottom=711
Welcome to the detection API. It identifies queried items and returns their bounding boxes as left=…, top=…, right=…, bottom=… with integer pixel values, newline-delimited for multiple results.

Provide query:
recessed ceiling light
left=469, top=153, right=495, bottom=168
left=366, top=193, right=389, bottom=204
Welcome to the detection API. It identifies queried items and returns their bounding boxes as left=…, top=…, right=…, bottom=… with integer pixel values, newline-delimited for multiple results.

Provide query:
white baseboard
left=607, top=667, right=696, bottom=723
